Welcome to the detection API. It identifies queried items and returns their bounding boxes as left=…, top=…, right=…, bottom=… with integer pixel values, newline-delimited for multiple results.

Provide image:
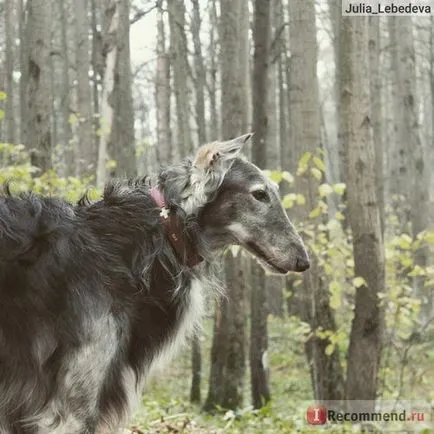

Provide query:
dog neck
left=149, top=186, right=203, bottom=268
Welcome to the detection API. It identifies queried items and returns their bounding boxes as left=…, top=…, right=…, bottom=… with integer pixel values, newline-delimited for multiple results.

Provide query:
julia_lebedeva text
left=344, top=2, right=432, bottom=14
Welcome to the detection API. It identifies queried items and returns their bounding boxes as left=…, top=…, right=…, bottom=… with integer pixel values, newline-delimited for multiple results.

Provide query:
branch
left=130, top=2, right=158, bottom=25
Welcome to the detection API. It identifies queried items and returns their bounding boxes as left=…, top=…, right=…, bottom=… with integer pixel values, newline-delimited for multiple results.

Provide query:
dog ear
left=193, top=133, right=254, bottom=169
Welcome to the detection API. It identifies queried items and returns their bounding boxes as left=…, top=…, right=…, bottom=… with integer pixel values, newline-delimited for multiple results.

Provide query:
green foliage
left=266, top=149, right=434, bottom=408
left=0, top=143, right=98, bottom=201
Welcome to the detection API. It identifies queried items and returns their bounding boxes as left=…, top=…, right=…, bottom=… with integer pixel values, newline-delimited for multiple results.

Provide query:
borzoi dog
left=0, top=134, right=309, bottom=433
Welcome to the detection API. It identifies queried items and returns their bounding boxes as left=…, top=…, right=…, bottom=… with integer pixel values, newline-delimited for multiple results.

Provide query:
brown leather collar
left=149, top=186, right=203, bottom=268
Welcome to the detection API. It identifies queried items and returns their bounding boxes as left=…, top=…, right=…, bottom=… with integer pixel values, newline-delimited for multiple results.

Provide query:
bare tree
left=340, top=15, right=385, bottom=411
left=26, top=0, right=53, bottom=172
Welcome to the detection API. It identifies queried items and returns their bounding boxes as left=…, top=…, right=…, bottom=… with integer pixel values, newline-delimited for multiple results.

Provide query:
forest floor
left=128, top=316, right=433, bottom=434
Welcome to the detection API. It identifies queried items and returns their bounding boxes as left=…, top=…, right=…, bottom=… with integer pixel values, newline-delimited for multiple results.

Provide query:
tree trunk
left=108, top=0, right=136, bottom=178
left=59, top=0, right=73, bottom=175
left=189, top=0, right=207, bottom=403
left=75, top=0, right=95, bottom=176
left=168, top=0, right=192, bottom=158
left=190, top=333, right=201, bottom=403
left=91, top=0, right=102, bottom=158
left=368, top=17, right=384, bottom=235
left=266, top=0, right=284, bottom=319
left=289, top=0, right=344, bottom=403
left=222, top=253, right=248, bottom=409
left=398, top=18, right=432, bottom=319
left=250, top=0, right=272, bottom=410
left=191, top=0, right=207, bottom=147
left=207, top=0, right=219, bottom=140
left=18, top=0, right=28, bottom=146
left=340, top=15, right=385, bottom=410
left=96, top=0, right=118, bottom=188
left=388, top=17, right=410, bottom=212
left=5, top=0, right=16, bottom=145
left=204, top=0, right=247, bottom=411
left=155, top=8, right=172, bottom=164
left=327, top=0, right=343, bottom=186
left=203, top=300, right=228, bottom=412
left=26, top=0, right=53, bottom=172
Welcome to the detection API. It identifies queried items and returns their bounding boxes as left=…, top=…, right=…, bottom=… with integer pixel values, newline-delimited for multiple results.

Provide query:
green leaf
left=313, top=156, right=326, bottom=172
left=310, top=167, right=322, bottom=181
left=423, top=230, right=434, bottom=244
left=353, top=276, right=366, bottom=288
left=298, top=151, right=312, bottom=169
left=309, top=207, right=321, bottom=219
left=318, top=183, right=334, bottom=197
left=0, top=91, right=6, bottom=101
left=268, top=170, right=283, bottom=184
left=283, top=193, right=296, bottom=209
left=295, top=194, right=306, bottom=205
left=408, top=265, right=426, bottom=277
left=0, top=109, right=4, bottom=121
left=282, top=171, right=294, bottom=183
left=106, top=159, right=117, bottom=169
left=333, top=183, right=346, bottom=195
left=398, top=234, right=413, bottom=250
left=335, top=211, right=345, bottom=221
left=325, top=343, right=335, bottom=356
left=68, top=113, right=78, bottom=125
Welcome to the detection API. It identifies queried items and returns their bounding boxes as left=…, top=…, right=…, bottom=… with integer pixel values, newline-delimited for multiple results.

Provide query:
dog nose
left=295, top=254, right=310, bottom=272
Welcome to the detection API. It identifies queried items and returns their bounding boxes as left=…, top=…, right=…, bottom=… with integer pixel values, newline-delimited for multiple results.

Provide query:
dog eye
left=252, top=190, right=269, bottom=202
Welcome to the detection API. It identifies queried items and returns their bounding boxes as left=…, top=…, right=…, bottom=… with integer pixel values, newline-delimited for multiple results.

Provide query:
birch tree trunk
left=97, top=0, right=118, bottom=188
left=388, top=17, right=410, bottom=212
left=91, top=0, right=102, bottom=155
left=59, top=0, right=73, bottom=175
left=18, top=0, right=28, bottom=145
left=368, top=17, right=384, bottom=235
left=75, top=0, right=95, bottom=176
left=397, top=18, right=432, bottom=318
left=340, top=15, right=385, bottom=410
left=207, top=0, right=219, bottom=140
left=155, top=8, right=172, bottom=164
left=191, top=0, right=206, bottom=147
left=26, top=0, right=53, bottom=172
